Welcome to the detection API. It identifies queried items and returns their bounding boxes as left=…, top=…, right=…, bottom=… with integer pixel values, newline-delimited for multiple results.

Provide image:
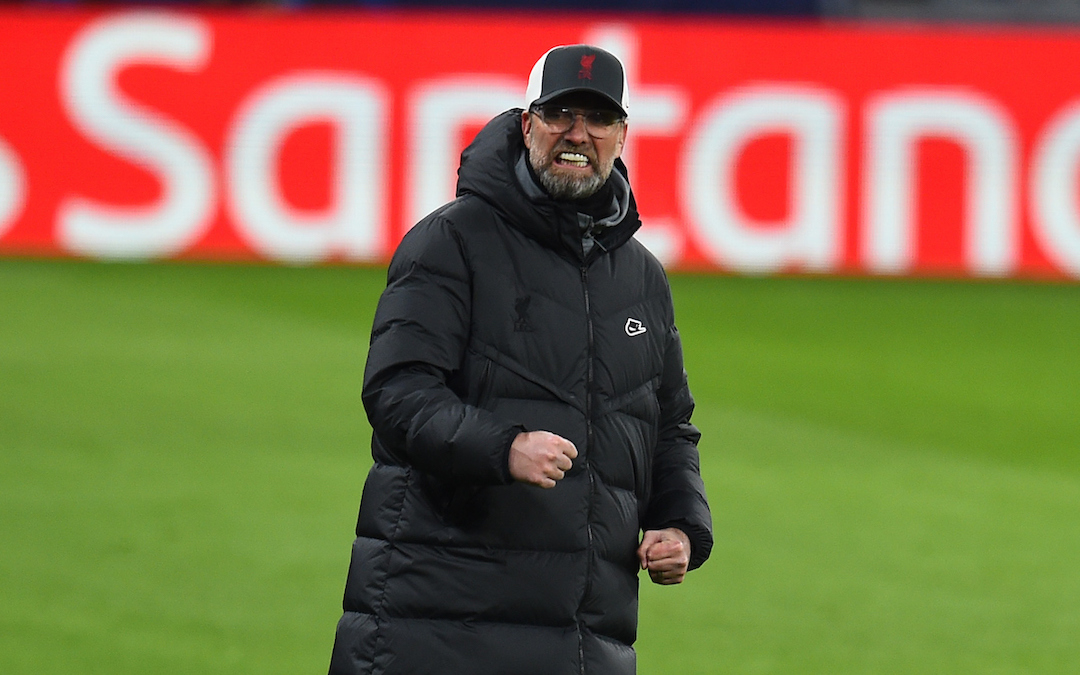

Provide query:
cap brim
left=530, top=87, right=627, bottom=116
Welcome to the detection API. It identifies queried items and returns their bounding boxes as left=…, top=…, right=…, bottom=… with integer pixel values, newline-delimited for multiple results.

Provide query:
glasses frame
left=529, top=104, right=626, bottom=139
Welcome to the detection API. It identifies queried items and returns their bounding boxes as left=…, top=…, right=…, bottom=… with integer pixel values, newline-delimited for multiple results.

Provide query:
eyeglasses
left=530, top=105, right=626, bottom=138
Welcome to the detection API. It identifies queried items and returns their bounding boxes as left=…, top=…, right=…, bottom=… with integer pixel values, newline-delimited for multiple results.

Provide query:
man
left=328, top=44, right=712, bottom=675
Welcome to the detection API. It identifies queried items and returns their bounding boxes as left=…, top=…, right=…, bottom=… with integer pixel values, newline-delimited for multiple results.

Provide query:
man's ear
left=521, top=110, right=534, bottom=148
left=613, top=122, right=628, bottom=158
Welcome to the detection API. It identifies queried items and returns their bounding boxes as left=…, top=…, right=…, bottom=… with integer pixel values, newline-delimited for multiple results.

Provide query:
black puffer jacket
left=329, top=110, right=712, bottom=675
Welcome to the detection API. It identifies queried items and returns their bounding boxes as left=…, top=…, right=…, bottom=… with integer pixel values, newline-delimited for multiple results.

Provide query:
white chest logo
left=624, top=318, right=647, bottom=337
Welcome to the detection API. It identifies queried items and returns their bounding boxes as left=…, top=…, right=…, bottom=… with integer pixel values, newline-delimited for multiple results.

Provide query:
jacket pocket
left=474, top=356, right=495, bottom=409
left=463, top=347, right=495, bottom=410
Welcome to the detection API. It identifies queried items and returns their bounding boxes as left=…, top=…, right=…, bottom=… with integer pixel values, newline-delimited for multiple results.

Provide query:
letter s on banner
left=58, top=11, right=215, bottom=259
left=0, top=136, right=26, bottom=238
left=225, top=73, right=389, bottom=264
left=682, top=86, right=844, bottom=274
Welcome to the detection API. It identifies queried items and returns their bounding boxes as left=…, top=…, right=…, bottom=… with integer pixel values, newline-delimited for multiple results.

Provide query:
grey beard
left=530, top=145, right=609, bottom=201
left=536, top=165, right=605, bottom=200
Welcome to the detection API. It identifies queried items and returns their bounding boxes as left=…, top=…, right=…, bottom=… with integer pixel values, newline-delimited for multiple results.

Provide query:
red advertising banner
left=3, top=9, right=1080, bottom=278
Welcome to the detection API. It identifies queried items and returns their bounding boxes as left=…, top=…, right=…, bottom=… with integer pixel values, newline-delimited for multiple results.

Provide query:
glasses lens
left=537, top=106, right=573, bottom=131
left=585, top=110, right=622, bottom=129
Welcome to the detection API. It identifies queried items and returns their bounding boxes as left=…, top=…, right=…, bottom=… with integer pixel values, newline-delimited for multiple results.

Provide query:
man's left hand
left=637, top=527, right=691, bottom=585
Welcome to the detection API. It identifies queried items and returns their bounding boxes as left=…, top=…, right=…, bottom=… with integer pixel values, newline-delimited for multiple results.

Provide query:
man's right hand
left=508, top=430, right=578, bottom=488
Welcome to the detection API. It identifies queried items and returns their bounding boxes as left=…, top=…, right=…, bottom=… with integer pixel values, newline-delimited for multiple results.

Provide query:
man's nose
left=563, top=113, right=590, bottom=143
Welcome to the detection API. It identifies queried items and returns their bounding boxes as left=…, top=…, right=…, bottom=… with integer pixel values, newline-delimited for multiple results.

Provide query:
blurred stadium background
left=2, top=1, right=1079, bottom=674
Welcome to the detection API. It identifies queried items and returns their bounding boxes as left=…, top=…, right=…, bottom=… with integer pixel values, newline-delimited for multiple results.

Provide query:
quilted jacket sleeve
left=642, top=322, right=714, bottom=571
left=361, top=214, right=521, bottom=485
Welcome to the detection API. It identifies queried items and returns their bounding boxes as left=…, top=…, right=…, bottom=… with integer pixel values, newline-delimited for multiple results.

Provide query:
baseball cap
left=524, top=45, right=629, bottom=116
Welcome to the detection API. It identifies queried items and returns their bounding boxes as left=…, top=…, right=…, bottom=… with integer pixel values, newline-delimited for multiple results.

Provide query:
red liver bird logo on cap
left=579, top=54, right=595, bottom=80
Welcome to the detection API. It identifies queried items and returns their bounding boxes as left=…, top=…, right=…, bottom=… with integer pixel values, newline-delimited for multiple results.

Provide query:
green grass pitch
left=1, top=258, right=1078, bottom=674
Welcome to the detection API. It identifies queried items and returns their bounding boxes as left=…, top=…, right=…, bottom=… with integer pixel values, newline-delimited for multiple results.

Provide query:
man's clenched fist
left=638, top=528, right=691, bottom=585
left=509, top=430, right=578, bottom=488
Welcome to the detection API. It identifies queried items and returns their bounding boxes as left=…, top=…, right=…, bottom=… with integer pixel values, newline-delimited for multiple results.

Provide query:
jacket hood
left=456, top=109, right=642, bottom=260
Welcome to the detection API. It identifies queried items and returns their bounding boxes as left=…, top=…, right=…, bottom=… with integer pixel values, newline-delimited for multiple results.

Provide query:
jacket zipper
left=578, top=263, right=595, bottom=675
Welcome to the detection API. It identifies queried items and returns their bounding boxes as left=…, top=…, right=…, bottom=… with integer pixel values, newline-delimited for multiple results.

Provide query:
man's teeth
left=559, top=152, right=589, bottom=167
